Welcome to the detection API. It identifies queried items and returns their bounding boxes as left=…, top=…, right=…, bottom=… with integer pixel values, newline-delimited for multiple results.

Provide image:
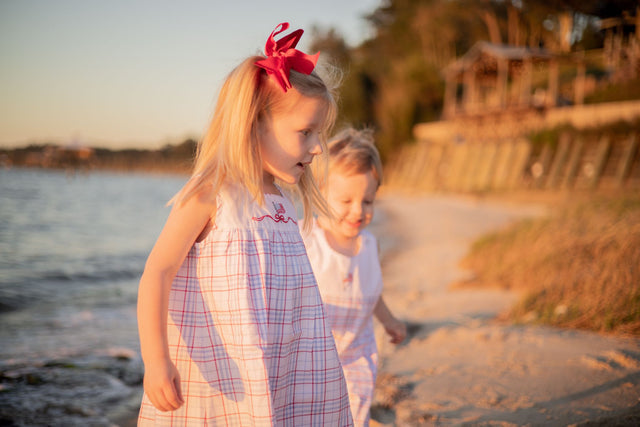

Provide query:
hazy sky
left=0, top=0, right=380, bottom=149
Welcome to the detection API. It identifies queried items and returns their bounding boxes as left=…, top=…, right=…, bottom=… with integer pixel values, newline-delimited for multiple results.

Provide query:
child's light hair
left=326, top=127, right=383, bottom=188
left=172, top=55, right=339, bottom=225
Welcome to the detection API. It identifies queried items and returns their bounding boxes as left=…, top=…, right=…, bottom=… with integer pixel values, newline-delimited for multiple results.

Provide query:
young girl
left=137, top=23, right=353, bottom=426
left=302, top=128, right=406, bottom=426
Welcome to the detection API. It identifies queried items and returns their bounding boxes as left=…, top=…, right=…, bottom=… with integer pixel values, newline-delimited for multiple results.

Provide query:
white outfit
left=139, top=185, right=353, bottom=426
left=303, top=222, right=383, bottom=427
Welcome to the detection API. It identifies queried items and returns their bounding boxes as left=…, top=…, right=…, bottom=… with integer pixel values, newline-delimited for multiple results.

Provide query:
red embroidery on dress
left=273, top=202, right=285, bottom=215
left=252, top=202, right=298, bottom=224
left=343, top=273, right=353, bottom=284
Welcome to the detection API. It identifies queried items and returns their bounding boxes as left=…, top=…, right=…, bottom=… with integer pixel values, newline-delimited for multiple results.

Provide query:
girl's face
left=324, top=169, right=378, bottom=244
left=259, top=91, right=327, bottom=192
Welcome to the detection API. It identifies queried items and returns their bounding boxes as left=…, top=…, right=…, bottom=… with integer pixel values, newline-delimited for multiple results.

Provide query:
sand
left=369, top=192, right=640, bottom=426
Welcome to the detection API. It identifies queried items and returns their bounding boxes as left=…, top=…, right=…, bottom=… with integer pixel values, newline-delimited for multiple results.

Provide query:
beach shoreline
left=3, top=188, right=638, bottom=426
left=370, top=192, right=640, bottom=426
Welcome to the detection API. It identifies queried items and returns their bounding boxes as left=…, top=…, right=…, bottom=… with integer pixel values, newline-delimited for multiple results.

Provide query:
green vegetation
left=309, top=0, right=637, bottom=161
left=459, top=193, right=640, bottom=335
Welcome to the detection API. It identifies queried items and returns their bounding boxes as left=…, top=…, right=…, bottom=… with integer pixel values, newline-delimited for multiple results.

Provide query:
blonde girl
left=303, top=128, right=406, bottom=426
left=137, top=23, right=353, bottom=426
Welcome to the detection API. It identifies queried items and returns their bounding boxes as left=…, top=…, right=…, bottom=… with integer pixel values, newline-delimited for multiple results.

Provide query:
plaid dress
left=303, top=224, right=383, bottom=427
left=139, top=186, right=353, bottom=426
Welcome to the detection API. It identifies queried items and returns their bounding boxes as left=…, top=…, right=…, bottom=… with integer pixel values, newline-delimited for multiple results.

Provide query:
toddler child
left=303, top=127, right=406, bottom=426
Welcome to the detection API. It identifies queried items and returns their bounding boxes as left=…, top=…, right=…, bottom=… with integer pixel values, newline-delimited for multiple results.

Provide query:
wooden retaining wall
left=385, top=132, right=640, bottom=192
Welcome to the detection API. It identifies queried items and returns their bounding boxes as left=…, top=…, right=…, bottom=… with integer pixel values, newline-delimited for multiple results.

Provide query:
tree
left=309, top=0, right=640, bottom=162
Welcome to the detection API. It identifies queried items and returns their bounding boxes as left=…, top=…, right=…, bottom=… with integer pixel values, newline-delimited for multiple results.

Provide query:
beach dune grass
left=457, top=193, right=640, bottom=335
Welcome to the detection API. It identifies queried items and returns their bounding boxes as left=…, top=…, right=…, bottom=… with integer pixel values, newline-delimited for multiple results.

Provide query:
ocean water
left=0, top=168, right=186, bottom=363
left=0, top=167, right=391, bottom=425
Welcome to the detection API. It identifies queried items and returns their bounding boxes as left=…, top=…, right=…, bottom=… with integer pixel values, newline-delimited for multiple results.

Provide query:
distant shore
left=0, top=140, right=195, bottom=175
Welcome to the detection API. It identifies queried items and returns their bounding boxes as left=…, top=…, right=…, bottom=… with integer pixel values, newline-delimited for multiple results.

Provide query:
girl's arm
left=373, top=296, right=407, bottom=344
left=137, top=183, right=217, bottom=412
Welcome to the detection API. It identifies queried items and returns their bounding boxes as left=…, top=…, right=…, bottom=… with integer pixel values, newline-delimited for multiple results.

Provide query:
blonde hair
left=326, top=127, right=383, bottom=188
left=172, top=55, right=339, bottom=225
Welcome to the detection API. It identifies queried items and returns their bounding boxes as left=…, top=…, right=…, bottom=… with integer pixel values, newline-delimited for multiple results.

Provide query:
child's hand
left=143, top=358, right=184, bottom=412
left=384, top=318, right=407, bottom=344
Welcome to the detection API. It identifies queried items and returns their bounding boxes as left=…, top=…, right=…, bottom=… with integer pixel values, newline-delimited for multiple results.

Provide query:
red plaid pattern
left=303, top=226, right=384, bottom=427
left=139, top=188, right=352, bottom=426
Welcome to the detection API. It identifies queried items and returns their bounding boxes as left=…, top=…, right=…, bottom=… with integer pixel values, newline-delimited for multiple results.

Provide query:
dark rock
left=0, top=354, right=143, bottom=426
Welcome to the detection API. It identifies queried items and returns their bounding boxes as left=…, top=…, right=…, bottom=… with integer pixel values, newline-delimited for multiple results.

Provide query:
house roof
left=443, top=41, right=554, bottom=76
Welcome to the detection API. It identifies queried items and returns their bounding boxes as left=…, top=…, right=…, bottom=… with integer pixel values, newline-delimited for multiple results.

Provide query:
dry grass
left=458, top=193, right=640, bottom=335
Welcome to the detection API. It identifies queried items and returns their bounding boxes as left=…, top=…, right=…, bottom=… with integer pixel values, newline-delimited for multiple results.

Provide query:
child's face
left=259, top=91, right=327, bottom=189
left=325, top=169, right=378, bottom=242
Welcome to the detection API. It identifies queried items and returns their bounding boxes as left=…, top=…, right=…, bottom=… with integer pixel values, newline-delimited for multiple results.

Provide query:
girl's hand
left=384, top=318, right=407, bottom=344
left=373, top=297, right=407, bottom=344
left=143, top=358, right=184, bottom=412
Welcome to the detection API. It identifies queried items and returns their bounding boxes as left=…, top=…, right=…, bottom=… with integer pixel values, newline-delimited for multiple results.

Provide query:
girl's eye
left=363, top=200, right=373, bottom=205
left=300, top=129, right=311, bottom=136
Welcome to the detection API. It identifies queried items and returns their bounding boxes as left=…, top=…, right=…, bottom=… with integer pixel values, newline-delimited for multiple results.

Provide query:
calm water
left=0, top=168, right=186, bottom=363
left=0, top=167, right=393, bottom=425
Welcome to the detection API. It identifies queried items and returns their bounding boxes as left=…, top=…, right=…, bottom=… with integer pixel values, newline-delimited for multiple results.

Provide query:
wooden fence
left=385, top=132, right=640, bottom=192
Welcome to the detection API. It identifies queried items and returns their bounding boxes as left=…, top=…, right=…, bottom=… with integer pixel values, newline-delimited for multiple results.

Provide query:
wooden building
left=441, top=42, right=571, bottom=118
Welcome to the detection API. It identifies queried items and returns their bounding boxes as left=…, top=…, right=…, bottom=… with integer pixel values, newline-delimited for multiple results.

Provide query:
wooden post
left=631, top=7, right=640, bottom=78
left=443, top=73, right=457, bottom=118
left=546, top=133, right=571, bottom=189
left=615, top=134, right=639, bottom=188
left=613, top=23, right=623, bottom=69
left=476, top=142, right=499, bottom=190
left=604, top=29, right=612, bottom=68
left=562, top=136, right=584, bottom=189
left=463, top=68, right=475, bottom=114
left=558, top=11, right=572, bottom=53
left=574, top=54, right=586, bottom=106
left=423, top=143, right=445, bottom=190
left=497, top=57, right=508, bottom=108
left=587, top=136, right=610, bottom=189
left=389, top=146, right=413, bottom=188
left=533, top=144, right=553, bottom=189
left=492, top=141, right=515, bottom=189
left=547, top=59, right=559, bottom=108
left=413, top=143, right=434, bottom=190
left=464, top=142, right=486, bottom=191
left=521, top=58, right=532, bottom=106
left=507, top=139, right=532, bottom=189
left=637, top=6, right=640, bottom=45
left=402, top=144, right=422, bottom=188
left=446, top=143, right=469, bottom=190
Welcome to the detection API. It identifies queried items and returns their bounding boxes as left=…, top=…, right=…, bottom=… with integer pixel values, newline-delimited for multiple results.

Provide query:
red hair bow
left=255, top=22, right=320, bottom=92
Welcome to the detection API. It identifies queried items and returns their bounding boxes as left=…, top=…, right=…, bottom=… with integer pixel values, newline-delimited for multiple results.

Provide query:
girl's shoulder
left=173, top=174, right=219, bottom=208
left=300, top=217, right=323, bottom=238
left=299, top=219, right=327, bottom=252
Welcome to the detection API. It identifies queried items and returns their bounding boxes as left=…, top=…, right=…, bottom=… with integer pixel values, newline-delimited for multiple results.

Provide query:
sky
left=0, top=0, right=381, bottom=149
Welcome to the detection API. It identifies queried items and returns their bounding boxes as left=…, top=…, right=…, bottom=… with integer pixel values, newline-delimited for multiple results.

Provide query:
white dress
left=138, top=185, right=353, bottom=426
left=303, top=223, right=383, bottom=427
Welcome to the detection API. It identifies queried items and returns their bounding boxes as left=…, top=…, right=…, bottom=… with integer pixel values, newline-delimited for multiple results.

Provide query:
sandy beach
left=101, top=191, right=640, bottom=427
left=369, top=192, right=640, bottom=426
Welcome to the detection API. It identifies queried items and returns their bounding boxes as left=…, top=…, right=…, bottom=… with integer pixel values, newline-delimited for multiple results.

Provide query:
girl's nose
left=351, top=202, right=363, bottom=217
left=309, top=134, right=323, bottom=155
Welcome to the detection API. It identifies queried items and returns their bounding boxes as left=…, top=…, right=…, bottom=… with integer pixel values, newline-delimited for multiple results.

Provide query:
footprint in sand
left=371, top=372, right=415, bottom=424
